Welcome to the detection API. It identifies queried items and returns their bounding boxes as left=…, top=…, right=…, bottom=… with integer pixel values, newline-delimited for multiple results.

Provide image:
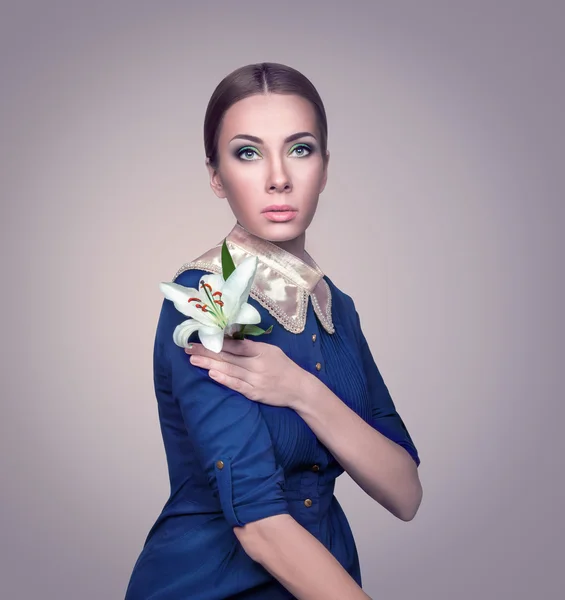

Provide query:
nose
left=267, top=157, right=292, bottom=193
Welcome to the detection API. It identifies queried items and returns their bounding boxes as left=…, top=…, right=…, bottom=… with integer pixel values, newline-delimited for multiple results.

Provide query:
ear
left=206, top=158, right=226, bottom=199
left=319, top=150, right=330, bottom=194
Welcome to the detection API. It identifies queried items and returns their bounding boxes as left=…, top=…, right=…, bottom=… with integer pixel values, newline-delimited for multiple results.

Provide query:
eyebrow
left=229, top=131, right=317, bottom=144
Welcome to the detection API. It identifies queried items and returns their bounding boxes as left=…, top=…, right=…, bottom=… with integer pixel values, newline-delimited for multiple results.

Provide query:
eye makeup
left=234, top=143, right=315, bottom=161
left=289, top=143, right=313, bottom=158
left=235, top=146, right=261, bottom=161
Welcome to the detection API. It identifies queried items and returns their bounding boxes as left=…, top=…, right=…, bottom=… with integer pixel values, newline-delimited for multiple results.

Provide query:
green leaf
left=221, top=239, right=236, bottom=280
left=228, top=324, right=273, bottom=340
left=241, top=324, right=273, bottom=336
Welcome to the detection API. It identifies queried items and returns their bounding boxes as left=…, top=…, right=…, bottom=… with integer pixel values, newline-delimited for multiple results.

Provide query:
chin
left=258, top=220, right=304, bottom=241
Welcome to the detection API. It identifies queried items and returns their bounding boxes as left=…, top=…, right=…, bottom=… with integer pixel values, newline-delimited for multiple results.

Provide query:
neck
left=235, top=221, right=306, bottom=261
left=271, top=231, right=306, bottom=261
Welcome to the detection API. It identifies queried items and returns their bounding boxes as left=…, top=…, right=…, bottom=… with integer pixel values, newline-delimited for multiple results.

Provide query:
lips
left=262, top=204, right=297, bottom=213
left=262, top=208, right=298, bottom=222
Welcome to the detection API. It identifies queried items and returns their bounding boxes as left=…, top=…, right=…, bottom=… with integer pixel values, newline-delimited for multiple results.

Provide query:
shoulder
left=170, top=240, right=224, bottom=285
left=323, top=274, right=357, bottom=314
left=323, top=274, right=364, bottom=349
left=156, top=266, right=214, bottom=329
left=172, top=266, right=213, bottom=287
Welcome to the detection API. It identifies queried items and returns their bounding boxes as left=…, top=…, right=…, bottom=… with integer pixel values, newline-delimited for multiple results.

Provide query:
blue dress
left=125, top=267, right=420, bottom=599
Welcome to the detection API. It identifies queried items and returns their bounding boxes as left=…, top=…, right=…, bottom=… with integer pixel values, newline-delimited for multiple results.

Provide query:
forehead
left=220, top=93, right=317, bottom=141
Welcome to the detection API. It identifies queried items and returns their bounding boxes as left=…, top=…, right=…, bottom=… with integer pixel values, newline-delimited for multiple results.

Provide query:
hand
left=184, top=338, right=307, bottom=409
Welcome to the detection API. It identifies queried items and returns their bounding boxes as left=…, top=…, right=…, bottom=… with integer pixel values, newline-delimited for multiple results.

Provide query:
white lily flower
left=159, top=255, right=261, bottom=354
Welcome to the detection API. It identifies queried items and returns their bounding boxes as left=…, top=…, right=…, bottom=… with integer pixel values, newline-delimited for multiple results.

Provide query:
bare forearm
left=292, top=373, right=422, bottom=521
left=236, top=514, right=371, bottom=600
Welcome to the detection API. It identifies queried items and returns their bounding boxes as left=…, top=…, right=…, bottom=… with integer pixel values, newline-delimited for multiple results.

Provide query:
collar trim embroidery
left=171, top=223, right=335, bottom=335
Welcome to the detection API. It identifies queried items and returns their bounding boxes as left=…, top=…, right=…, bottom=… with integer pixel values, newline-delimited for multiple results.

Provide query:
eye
left=289, top=143, right=312, bottom=158
left=236, top=146, right=261, bottom=161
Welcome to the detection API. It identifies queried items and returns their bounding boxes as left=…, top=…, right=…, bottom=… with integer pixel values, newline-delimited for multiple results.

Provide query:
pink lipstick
left=262, top=204, right=298, bottom=222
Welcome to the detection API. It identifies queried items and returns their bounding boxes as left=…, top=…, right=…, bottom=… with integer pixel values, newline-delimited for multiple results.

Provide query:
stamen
left=188, top=297, right=202, bottom=303
left=198, top=280, right=226, bottom=326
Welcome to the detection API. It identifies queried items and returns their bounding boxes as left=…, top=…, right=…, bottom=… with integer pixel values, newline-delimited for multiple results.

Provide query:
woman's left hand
left=184, top=338, right=307, bottom=409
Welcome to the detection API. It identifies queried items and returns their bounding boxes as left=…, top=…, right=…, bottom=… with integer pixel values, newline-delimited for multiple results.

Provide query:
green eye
left=236, top=143, right=313, bottom=161
left=237, top=146, right=261, bottom=161
left=289, top=143, right=312, bottom=157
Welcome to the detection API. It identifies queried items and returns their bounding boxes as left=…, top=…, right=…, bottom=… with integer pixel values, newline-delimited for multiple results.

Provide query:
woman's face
left=206, top=93, right=329, bottom=244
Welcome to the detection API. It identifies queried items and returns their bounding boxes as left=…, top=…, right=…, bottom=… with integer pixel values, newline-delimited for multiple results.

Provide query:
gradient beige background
left=1, top=1, right=563, bottom=598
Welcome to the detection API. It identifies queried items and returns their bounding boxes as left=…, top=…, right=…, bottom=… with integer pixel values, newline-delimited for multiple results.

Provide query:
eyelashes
left=236, top=146, right=260, bottom=161
left=235, top=143, right=314, bottom=161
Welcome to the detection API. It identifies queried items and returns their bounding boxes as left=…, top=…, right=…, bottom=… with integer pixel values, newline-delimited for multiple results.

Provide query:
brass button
left=311, top=333, right=317, bottom=342
left=304, top=498, right=313, bottom=508
left=216, top=460, right=224, bottom=469
left=315, top=362, right=322, bottom=371
left=311, top=464, right=320, bottom=472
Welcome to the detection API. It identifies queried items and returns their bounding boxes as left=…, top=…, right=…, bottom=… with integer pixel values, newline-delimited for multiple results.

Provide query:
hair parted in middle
left=203, top=62, right=329, bottom=171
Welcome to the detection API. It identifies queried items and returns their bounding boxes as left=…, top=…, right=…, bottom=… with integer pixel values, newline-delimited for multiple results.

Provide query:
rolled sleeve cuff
left=214, top=458, right=290, bottom=528
left=372, top=418, right=421, bottom=468
left=395, top=441, right=421, bottom=467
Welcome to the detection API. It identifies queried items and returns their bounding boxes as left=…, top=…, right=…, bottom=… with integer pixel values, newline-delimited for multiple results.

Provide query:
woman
left=125, top=62, right=422, bottom=600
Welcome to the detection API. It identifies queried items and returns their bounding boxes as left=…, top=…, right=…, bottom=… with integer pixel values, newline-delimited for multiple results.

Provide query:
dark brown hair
left=204, top=62, right=328, bottom=170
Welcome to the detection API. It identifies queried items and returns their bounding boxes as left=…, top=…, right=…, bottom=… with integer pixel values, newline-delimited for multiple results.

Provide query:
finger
left=192, top=356, right=253, bottom=381
left=184, top=342, right=235, bottom=360
left=189, top=348, right=253, bottom=370
left=185, top=339, right=255, bottom=361
left=208, top=368, right=257, bottom=400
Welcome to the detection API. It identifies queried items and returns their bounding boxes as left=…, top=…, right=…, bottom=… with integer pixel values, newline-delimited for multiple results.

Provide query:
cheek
left=222, top=162, right=263, bottom=190
left=225, top=180, right=263, bottom=205
left=294, top=164, right=325, bottom=190
left=221, top=172, right=262, bottom=216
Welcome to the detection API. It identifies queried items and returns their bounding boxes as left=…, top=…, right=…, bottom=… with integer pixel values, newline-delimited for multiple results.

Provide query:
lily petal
left=220, top=255, right=258, bottom=319
left=199, top=272, right=225, bottom=292
left=159, top=282, right=217, bottom=326
left=172, top=318, right=203, bottom=347
left=198, top=328, right=226, bottom=354
left=231, top=302, right=261, bottom=325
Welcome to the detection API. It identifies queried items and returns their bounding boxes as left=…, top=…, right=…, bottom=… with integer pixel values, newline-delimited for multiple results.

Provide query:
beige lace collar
left=172, top=222, right=335, bottom=335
